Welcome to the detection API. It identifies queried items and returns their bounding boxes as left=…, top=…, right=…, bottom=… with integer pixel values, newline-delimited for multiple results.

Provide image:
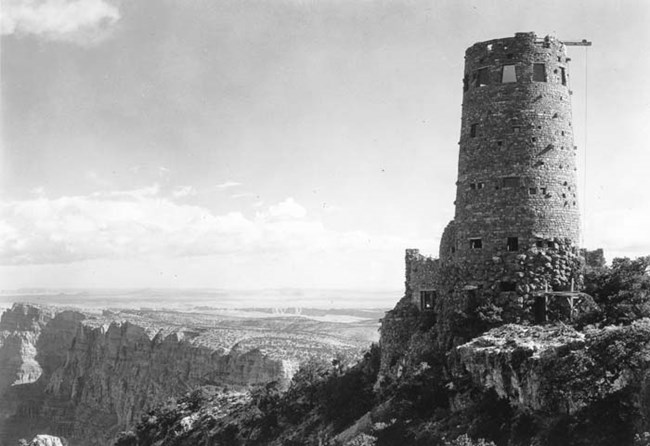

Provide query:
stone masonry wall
left=440, top=32, right=582, bottom=294
left=405, top=249, right=439, bottom=307
left=395, top=34, right=586, bottom=348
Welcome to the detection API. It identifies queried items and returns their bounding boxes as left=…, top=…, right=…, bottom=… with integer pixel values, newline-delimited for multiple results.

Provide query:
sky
left=0, top=0, right=649, bottom=291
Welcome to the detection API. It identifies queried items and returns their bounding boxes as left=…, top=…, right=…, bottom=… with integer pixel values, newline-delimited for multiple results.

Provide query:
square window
left=477, top=182, right=484, bottom=189
left=503, top=177, right=520, bottom=188
left=470, top=183, right=476, bottom=190
left=513, top=126, right=521, bottom=133
left=536, top=240, right=545, bottom=248
left=533, top=63, right=547, bottom=82
left=500, top=281, right=517, bottom=292
left=529, top=187, right=537, bottom=195
left=469, top=238, right=483, bottom=249
left=501, top=65, right=517, bottom=83
left=507, top=237, right=519, bottom=251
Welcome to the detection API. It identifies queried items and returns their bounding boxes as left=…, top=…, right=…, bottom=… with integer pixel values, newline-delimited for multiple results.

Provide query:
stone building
left=407, top=32, right=586, bottom=325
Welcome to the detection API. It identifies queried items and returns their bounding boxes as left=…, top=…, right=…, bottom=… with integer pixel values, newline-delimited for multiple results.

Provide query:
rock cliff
left=452, top=321, right=650, bottom=417
left=0, top=304, right=289, bottom=446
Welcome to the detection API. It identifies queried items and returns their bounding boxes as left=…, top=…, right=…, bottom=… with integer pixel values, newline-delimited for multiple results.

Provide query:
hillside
left=114, top=255, right=650, bottom=446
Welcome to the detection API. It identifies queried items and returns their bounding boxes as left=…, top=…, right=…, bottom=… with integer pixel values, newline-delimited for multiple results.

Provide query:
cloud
left=231, top=192, right=257, bottom=199
left=216, top=181, right=242, bottom=189
left=265, top=198, right=307, bottom=220
left=0, top=187, right=406, bottom=265
left=1, top=0, right=120, bottom=44
left=171, top=186, right=197, bottom=199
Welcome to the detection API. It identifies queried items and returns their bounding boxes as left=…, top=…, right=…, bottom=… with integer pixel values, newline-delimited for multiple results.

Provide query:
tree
left=584, top=256, right=650, bottom=325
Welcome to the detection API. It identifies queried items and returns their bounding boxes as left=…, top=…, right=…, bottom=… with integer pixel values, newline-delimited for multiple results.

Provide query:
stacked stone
left=439, top=32, right=582, bottom=295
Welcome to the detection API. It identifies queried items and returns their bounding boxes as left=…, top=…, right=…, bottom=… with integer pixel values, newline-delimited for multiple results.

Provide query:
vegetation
left=584, top=255, right=650, bottom=325
left=116, top=253, right=650, bottom=446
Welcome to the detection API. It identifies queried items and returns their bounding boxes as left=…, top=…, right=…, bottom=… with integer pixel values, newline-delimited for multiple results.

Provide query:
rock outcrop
left=26, top=434, right=67, bottom=446
left=0, top=304, right=288, bottom=446
left=452, top=320, right=650, bottom=418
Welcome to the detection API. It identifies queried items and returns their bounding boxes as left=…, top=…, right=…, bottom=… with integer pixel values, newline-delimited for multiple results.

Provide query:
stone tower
left=406, top=33, right=584, bottom=322
left=440, top=32, right=581, bottom=296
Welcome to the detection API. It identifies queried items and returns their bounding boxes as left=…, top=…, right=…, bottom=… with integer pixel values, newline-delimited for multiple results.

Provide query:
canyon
left=0, top=302, right=380, bottom=446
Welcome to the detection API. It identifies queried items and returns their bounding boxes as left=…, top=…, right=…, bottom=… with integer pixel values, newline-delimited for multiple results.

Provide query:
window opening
left=536, top=240, right=545, bottom=248
left=513, top=126, right=521, bottom=133
left=501, top=65, right=517, bottom=83
left=420, top=290, right=437, bottom=311
left=476, top=67, right=489, bottom=87
left=503, top=177, right=520, bottom=188
left=497, top=141, right=503, bottom=147
left=500, top=281, right=517, bottom=292
left=529, top=187, right=537, bottom=195
left=470, top=124, right=478, bottom=137
left=469, top=238, right=483, bottom=249
left=477, top=182, right=484, bottom=189
left=470, top=183, right=476, bottom=190
left=533, top=63, right=547, bottom=82
left=507, top=237, right=519, bottom=251
left=560, top=67, right=567, bottom=85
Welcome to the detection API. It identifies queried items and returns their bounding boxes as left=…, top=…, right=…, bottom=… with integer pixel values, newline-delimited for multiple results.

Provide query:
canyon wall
left=0, top=304, right=288, bottom=446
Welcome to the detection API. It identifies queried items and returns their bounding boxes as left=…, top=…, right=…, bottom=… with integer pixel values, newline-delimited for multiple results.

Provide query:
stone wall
left=405, top=249, right=439, bottom=308
left=441, top=32, right=581, bottom=293
left=395, top=34, right=587, bottom=346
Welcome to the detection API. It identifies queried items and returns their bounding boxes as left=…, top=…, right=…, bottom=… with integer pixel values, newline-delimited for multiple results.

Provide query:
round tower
left=439, top=32, right=582, bottom=295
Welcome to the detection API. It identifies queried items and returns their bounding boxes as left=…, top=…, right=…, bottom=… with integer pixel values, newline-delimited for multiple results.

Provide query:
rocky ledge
left=452, top=321, right=650, bottom=415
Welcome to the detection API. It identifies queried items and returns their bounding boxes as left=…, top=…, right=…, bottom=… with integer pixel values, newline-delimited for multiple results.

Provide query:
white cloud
left=231, top=192, right=257, bottom=199
left=1, top=0, right=120, bottom=44
left=30, top=186, right=46, bottom=197
left=216, top=181, right=242, bottom=189
left=265, top=197, right=307, bottom=220
left=172, top=186, right=197, bottom=199
left=0, top=187, right=406, bottom=265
